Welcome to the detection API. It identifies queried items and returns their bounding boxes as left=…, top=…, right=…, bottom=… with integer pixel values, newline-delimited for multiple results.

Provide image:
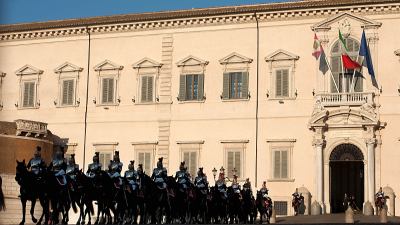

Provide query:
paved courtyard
left=275, top=214, right=400, bottom=224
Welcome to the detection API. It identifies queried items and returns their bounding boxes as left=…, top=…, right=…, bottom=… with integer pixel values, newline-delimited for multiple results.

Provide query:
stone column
left=366, top=138, right=376, bottom=204
left=313, top=139, right=325, bottom=214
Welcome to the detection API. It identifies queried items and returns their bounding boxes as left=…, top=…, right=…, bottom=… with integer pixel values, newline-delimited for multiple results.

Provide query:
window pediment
left=311, top=12, right=382, bottom=32
left=94, top=60, right=123, bottom=71
left=15, top=65, right=43, bottom=76
left=265, top=49, right=299, bottom=62
left=54, top=62, right=83, bottom=73
left=219, top=52, right=252, bottom=65
left=132, top=57, right=162, bottom=69
left=177, top=55, right=208, bottom=67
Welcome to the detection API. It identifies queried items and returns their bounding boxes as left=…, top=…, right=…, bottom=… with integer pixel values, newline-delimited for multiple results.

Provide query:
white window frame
left=138, top=73, right=156, bottom=103
left=55, top=62, right=82, bottom=108
left=93, top=142, right=118, bottom=170
left=64, top=143, right=78, bottom=160
left=15, top=65, right=43, bottom=109
left=267, top=139, right=295, bottom=182
left=94, top=60, right=123, bottom=106
left=265, top=50, right=299, bottom=100
left=221, top=140, right=248, bottom=180
left=177, top=141, right=204, bottom=179
left=132, top=58, right=162, bottom=105
left=132, top=142, right=157, bottom=175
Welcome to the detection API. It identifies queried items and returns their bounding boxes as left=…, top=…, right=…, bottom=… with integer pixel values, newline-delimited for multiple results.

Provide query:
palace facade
left=1, top=0, right=400, bottom=217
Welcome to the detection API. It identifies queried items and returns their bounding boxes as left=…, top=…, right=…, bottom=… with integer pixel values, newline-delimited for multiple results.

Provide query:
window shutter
left=147, top=76, right=154, bottom=102
left=234, top=151, right=241, bottom=178
left=29, top=83, right=35, bottom=107
left=274, top=151, right=281, bottom=178
left=190, top=152, right=197, bottom=177
left=282, top=69, right=289, bottom=97
left=179, top=75, right=186, bottom=101
left=108, top=78, right=114, bottom=103
left=241, top=72, right=249, bottom=99
left=102, top=78, right=109, bottom=103
left=144, top=153, right=151, bottom=175
left=197, top=74, right=204, bottom=101
left=62, top=80, right=74, bottom=105
left=276, top=70, right=282, bottom=97
left=23, top=82, right=30, bottom=107
left=222, top=73, right=230, bottom=99
left=281, top=150, right=288, bottom=178
left=141, top=76, right=148, bottom=102
left=183, top=152, right=190, bottom=165
left=68, top=80, right=74, bottom=104
left=227, top=151, right=234, bottom=177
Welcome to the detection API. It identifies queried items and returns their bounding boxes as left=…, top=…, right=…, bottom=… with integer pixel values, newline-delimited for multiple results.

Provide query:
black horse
left=15, top=160, right=49, bottom=225
left=192, top=185, right=208, bottom=224
left=122, top=177, right=139, bottom=224
left=0, top=175, right=5, bottom=212
left=227, top=186, right=241, bottom=223
left=241, top=188, right=257, bottom=224
left=256, top=191, right=272, bottom=224
left=209, top=186, right=228, bottom=224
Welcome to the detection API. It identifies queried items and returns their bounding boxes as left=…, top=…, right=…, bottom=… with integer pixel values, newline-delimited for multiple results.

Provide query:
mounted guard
left=216, top=167, right=227, bottom=199
left=231, top=175, right=241, bottom=194
left=175, top=161, right=190, bottom=191
left=124, top=160, right=138, bottom=192
left=86, top=152, right=102, bottom=178
left=194, top=167, right=208, bottom=194
left=66, top=154, right=79, bottom=180
left=27, top=146, right=46, bottom=181
left=49, top=147, right=67, bottom=186
left=152, top=157, right=168, bottom=189
left=243, top=178, right=253, bottom=195
left=108, top=151, right=123, bottom=187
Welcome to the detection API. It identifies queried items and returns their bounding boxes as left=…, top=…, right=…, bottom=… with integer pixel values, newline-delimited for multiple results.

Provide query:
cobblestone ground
left=275, top=213, right=400, bottom=224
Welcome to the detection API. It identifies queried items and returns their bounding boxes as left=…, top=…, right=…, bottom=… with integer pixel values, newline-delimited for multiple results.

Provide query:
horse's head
left=15, top=160, right=27, bottom=183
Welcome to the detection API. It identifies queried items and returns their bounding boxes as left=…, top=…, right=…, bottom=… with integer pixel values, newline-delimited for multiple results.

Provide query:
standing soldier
left=151, top=157, right=168, bottom=189
left=27, top=146, right=46, bottom=181
left=86, top=152, right=102, bottom=178
left=124, top=160, right=138, bottom=192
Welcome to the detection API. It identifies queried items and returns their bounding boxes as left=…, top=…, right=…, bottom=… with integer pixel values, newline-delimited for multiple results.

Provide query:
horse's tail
left=0, top=176, right=5, bottom=211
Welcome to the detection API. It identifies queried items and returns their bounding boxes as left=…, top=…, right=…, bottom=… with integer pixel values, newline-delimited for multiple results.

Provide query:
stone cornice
left=1, top=1, right=399, bottom=42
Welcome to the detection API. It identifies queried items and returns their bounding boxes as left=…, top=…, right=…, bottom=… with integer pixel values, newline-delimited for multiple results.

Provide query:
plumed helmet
left=34, top=146, right=42, bottom=157
left=179, top=161, right=185, bottom=170
left=93, top=152, right=99, bottom=162
left=69, top=154, right=76, bottom=164
left=137, top=164, right=143, bottom=173
left=157, top=157, right=163, bottom=168
left=128, top=160, right=135, bottom=170
left=197, top=167, right=203, bottom=176
left=114, top=151, right=120, bottom=161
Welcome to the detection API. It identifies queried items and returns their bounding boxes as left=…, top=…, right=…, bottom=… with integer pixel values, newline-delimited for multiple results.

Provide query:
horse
left=15, top=160, right=49, bottom=225
left=0, top=175, right=5, bottom=212
left=256, top=191, right=272, bottom=224
left=173, top=177, right=190, bottom=223
left=70, top=170, right=94, bottom=225
left=227, top=186, right=242, bottom=224
left=241, top=188, right=257, bottom=224
left=122, top=177, right=139, bottom=224
left=191, top=184, right=208, bottom=224
left=45, top=167, right=71, bottom=225
left=209, top=185, right=228, bottom=224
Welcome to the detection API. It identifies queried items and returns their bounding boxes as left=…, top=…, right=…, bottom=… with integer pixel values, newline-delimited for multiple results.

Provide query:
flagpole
left=349, top=29, right=365, bottom=92
left=323, top=52, right=340, bottom=93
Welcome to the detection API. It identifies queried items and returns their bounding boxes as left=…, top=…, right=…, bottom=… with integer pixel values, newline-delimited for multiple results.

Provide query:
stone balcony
left=315, top=92, right=375, bottom=107
left=14, top=119, right=48, bottom=137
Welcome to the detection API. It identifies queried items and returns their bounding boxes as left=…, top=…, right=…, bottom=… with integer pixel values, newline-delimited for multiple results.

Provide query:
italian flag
left=339, top=30, right=361, bottom=69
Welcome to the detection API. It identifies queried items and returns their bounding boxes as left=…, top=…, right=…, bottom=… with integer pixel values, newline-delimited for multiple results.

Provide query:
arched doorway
left=329, top=144, right=364, bottom=213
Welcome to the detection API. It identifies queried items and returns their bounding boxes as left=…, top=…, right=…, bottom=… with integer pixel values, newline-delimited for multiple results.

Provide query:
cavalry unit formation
left=12, top=146, right=307, bottom=225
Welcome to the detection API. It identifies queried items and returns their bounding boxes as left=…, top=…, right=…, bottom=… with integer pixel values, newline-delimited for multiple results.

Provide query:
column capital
left=313, top=139, right=325, bottom=147
left=365, top=138, right=376, bottom=146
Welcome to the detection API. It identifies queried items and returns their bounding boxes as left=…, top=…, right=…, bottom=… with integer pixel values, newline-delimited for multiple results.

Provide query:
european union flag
left=359, top=30, right=378, bottom=87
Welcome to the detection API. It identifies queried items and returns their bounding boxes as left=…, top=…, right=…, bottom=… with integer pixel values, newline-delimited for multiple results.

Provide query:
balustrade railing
left=315, top=92, right=374, bottom=107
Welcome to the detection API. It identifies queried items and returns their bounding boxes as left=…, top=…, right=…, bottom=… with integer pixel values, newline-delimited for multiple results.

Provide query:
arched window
left=330, top=38, right=363, bottom=93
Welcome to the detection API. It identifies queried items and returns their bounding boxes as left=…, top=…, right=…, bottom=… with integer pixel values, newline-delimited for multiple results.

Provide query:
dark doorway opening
left=329, top=144, right=364, bottom=213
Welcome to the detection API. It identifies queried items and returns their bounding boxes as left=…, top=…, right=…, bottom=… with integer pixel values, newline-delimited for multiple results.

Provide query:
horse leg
left=30, top=198, right=38, bottom=223
left=20, top=197, right=27, bottom=225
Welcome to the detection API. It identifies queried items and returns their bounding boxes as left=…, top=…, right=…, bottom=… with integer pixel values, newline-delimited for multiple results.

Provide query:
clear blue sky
left=0, top=0, right=289, bottom=25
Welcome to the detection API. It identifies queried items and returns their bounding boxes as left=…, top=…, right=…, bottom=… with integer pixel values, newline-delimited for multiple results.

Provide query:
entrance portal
left=329, top=144, right=364, bottom=213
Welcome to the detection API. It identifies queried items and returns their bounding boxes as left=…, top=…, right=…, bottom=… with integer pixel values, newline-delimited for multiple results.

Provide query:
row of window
left=65, top=141, right=293, bottom=180
left=12, top=38, right=364, bottom=109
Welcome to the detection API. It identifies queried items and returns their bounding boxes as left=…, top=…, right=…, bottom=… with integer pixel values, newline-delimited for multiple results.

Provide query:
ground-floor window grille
left=274, top=201, right=288, bottom=216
